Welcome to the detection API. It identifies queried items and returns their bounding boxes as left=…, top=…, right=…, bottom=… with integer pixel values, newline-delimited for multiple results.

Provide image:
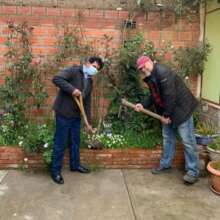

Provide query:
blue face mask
left=83, top=65, right=98, bottom=76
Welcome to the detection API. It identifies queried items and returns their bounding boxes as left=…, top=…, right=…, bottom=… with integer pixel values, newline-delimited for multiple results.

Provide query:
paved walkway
left=0, top=169, right=220, bottom=220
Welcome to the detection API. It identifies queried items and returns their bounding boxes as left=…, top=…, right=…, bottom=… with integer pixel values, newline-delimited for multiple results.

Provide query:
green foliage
left=171, top=0, right=202, bottom=18
left=0, top=114, right=55, bottom=165
left=0, top=113, right=20, bottom=145
left=105, top=34, right=169, bottom=146
left=208, top=137, right=220, bottom=151
left=17, top=121, right=54, bottom=165
left=137, top=0, right=213, bottom=18
left=0, top=22, right=48, bottom=130
left=196, top=121, right=218, bottom=136
left=123, top=129, right=162, bottom=148
left=51, top=27, right=92, bottom=69
left=173, top=41, right=212, bottom=77
left=101, top=34, right=167, bottom=148
left=19, top=122, right=54, bottom=153
left=193, top=110, right=201, bottom=128
left=42, top=148, right=53, bottom=166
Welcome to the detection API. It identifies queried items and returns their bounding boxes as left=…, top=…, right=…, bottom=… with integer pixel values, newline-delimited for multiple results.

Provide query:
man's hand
left=86, top=125, right=97, bottom=134
left=72, top=89, right=81, bottom=97
left=135, top=103, right=144, bottom=112
left=160, top=116, right=171, bottom=125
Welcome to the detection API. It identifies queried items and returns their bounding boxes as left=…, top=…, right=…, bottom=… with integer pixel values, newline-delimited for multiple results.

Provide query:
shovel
left=121, top=98, right=163, bottom=121
left=74, top=95, right=91, bottom=130
left=73, top=95, right=104, bottom=149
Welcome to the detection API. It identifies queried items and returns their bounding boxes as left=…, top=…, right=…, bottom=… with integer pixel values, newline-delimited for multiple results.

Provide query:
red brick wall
left=0, top=5, right=200, bottom=120
left=0, top=146, right=185, bottom=169
left=0, top=145, right=210, bottom=170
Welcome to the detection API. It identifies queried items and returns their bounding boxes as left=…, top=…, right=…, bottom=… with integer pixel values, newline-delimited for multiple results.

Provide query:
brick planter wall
left=0, top=146, right=185, bottom=169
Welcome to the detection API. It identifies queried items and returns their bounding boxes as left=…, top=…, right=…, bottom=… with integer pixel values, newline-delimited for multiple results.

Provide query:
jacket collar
left=79, top=65, right=84, bottom=74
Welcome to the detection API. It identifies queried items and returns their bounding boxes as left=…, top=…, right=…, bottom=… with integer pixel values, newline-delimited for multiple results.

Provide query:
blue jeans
left=51, top=114, right=81, bottom=176
left=160, top=116, right=199, bottom=177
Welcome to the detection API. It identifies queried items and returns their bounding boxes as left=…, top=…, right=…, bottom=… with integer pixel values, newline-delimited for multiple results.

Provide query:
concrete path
left=0, top=169, right=219, bottom=220
left=0, top=170, right=8, bottom=183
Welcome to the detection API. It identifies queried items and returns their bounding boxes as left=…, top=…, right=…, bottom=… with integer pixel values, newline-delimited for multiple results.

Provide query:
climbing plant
left=0, top=22, right=48, bottom=130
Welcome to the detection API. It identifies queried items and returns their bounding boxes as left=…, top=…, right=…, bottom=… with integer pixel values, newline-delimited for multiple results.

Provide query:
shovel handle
left=74, top=95, right=91, bottom=129
left=121, top=98, right=163, bottom=121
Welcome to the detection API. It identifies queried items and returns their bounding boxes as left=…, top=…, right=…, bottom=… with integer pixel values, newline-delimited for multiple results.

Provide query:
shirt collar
left=80, top=65, right=88, bottom=79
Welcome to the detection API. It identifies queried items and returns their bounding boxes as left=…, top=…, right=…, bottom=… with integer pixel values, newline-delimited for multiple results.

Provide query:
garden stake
left=121, top=99, right=163, bottom=121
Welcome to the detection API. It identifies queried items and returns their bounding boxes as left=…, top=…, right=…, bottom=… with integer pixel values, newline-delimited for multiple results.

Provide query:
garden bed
left=0, top=145, right=185, bottom=169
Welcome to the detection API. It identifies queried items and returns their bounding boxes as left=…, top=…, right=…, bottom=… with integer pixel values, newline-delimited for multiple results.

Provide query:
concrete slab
left=123, top=169, right=220, bottom=220
left=0, top=170, right=8, bottom=183
left=0, top=170, right=135, bottom=220
left=0, top=169, right=220, bottom=220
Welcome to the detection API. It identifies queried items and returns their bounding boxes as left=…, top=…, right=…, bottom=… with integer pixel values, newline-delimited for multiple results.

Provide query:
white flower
left=19, top=141, right=23, bottom=146
left=88, top=145, right=92, bottom=149
left=185, top=76, right=189, bottom=80
left=44, top=143, right=49, bottom=148
left=24, top=157, right=28, bottom=162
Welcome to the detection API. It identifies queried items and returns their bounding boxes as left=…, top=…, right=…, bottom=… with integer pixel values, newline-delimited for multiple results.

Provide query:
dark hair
left=88, top=56, right=104, bottom=70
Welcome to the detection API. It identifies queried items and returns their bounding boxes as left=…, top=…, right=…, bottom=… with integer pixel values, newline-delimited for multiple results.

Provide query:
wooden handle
left=121, top=99, right=162, bottom=121
left=74, top=95, right=91, bottom=129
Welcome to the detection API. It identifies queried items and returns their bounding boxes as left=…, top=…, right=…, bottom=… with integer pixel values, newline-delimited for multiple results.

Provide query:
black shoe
left=70, top=165, right=90, bottom=174
left=51, top=174, right=64, bottom=184
left=151, top=166, right=172, bottom=175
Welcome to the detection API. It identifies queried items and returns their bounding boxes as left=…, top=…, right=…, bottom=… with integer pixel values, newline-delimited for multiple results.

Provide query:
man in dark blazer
left=51, top=56, right=104, bottom=184
left=135, top=56, right=199, bottom=184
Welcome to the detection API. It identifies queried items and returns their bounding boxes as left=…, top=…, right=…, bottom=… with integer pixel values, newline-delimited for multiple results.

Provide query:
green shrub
left=208, top=137, right=220, bottom=151
left=173, top=41, right=212, bottom=77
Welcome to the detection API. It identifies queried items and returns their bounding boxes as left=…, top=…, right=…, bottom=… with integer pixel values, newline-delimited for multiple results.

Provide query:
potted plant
left=195, top=121, right=219, bottom=146
left=207, top=137, right=220, bottom=161
left=207, top=161, right=220, bottom=195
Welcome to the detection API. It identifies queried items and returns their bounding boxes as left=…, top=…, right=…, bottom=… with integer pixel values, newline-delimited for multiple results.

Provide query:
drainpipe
left=197, top=2, right=206, bottom=98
